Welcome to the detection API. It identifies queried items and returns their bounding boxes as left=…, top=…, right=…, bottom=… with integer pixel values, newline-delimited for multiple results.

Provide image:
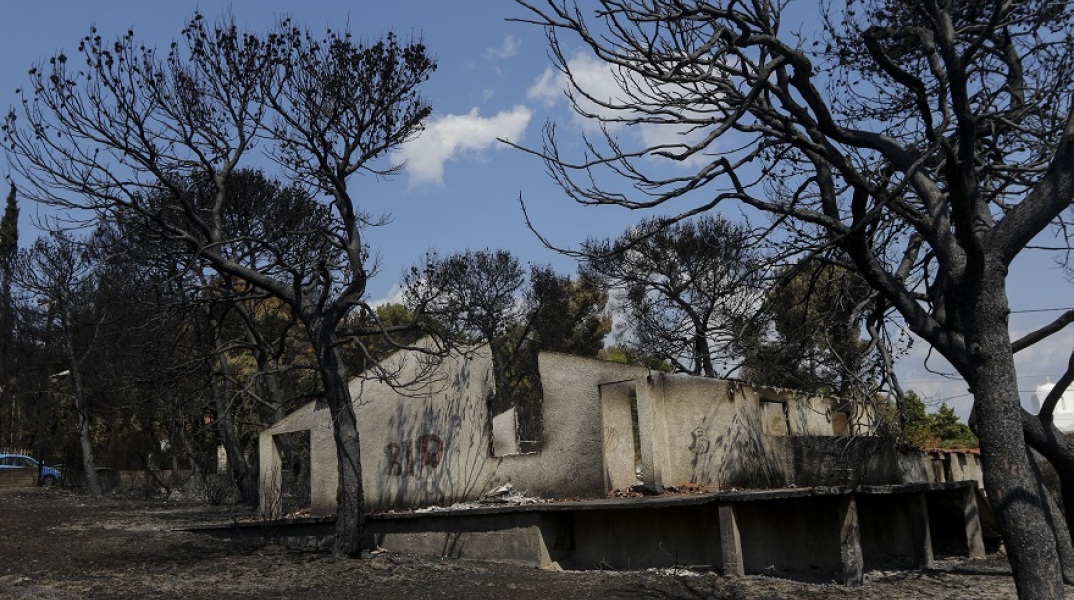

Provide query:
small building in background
left=1031, top=381, right=1074, bottom=432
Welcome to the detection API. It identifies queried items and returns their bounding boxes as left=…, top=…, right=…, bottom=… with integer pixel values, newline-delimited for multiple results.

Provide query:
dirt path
left=0, top=487, right=1065, bottom=599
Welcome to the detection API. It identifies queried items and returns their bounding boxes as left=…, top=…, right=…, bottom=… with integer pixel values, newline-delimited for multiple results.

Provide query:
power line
left=900, top=374, right=1055, bottom=384
left=1010, top=307, right=1074, bottom=314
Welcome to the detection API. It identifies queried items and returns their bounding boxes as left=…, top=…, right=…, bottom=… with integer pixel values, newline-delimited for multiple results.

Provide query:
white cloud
left=527, top=51, right=716, bottom=164
left=527, top=66, right=563, bottom=106
left=485, top=34, right=520, bottom=60
left=395, top=106, right=533, bottom=188
left=369, top=284, right=405, bottom=308
left=528, top=53, right=628, bottom=132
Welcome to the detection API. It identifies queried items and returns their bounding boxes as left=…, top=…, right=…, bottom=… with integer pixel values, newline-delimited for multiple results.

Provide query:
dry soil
left=0, top=486, right=1068, bottom=599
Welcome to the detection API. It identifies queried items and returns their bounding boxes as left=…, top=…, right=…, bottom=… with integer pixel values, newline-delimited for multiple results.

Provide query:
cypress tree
left=0, top=184, right=18, bottom=445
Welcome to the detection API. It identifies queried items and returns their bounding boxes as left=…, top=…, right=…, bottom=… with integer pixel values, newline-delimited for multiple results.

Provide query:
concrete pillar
left=634, top=376, right=668, bottom=492
left=839, top=494, right=864, bottom=586
left=310, top=419, right=339, bottom=516
left=258, top=432, right=283, bottom=519
left=909, top=492, right=934, bottom=568
left=718, top=504, right=745, bottom=576
left=598, top=383, right=639, bottom=492
left=961, top=485, right=986, bottom=558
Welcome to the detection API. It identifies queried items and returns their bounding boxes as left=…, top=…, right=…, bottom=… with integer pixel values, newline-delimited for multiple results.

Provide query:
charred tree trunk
left=60, top=303, right=102, bottom=497
left=1022, top=412, right=1074, bottom=555
left=692, top=330, right=715, bottom=378
left=202, top=306, right=258, bottom=506
left=1027, top=445, right=1074, bottom=584
left=966, top=272, right=1063, bottom=599
left=308, top=314, right=365, bottom=557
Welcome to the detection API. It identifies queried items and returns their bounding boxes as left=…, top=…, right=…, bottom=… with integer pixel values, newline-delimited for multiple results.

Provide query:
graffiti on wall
left=385, top=434, right=444, bottom=476
left=689, top=428, right=710, bottom=455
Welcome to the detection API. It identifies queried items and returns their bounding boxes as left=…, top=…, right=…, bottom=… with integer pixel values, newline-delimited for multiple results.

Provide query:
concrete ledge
left=183, top=481, right=992, bottom=582
left=367, top=512, right=553, bottom=567
left=0, top=469, right=37, bottom=487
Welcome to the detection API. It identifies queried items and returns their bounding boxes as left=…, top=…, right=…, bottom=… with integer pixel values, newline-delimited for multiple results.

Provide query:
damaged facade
left=256, top=344, right=989, bottom=582
left=259, top=344, right=981, bottom=514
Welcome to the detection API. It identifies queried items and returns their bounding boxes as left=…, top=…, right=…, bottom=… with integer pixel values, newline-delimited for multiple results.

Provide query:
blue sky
left=2, top=1, right=1071, bottom=419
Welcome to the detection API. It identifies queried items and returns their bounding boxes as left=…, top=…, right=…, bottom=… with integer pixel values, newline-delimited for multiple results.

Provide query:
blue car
left=0, top=453, right=63, bottom=485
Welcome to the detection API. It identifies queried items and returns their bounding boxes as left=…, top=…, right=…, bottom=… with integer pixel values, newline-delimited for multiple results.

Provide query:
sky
left=1, top=1, right=1071, bottom=420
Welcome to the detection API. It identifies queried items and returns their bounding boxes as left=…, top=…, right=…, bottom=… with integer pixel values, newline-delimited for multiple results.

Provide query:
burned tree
left=516, top=1, right=1074, bottom=596
left=4, top=14, right=436, bottom=555
left=14, top=233, right=104, bottom=496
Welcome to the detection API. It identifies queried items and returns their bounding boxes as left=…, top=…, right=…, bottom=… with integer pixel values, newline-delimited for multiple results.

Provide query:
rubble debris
left=607, top=485, right=656, bottom=498
left=608, top=488, right=642, bottom=498
left=661, top=483, right=719, bottom=495
left=480, top=484, right=542, bottom=506
left=607, top=482, right=722, bottom=498
left=483, top=483, right=513, bottom=499
left=383, top=486, right=546, bottom=514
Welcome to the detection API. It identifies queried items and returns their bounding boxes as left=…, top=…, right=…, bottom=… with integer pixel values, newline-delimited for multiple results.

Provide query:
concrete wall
left=734, top=496, right=843, bottom=574
left=858, top=493, right=930, bottom=567
left=501, top=353, right=648, bottom=499
left=366, top=512, right=555, bottom=567
left=259, top=345, right=494, bottom=514
left=565, top=504, right=721, bottom=569
left=358, top=346, right=497, bottom=511
left=259, top=345, right=969, bottom=517
left=0, top=468, right=37, bottom=487
left=896, top=450, right=984, bottom=491
left=259, top=348, right=649, bottom=516
left=640, top=373, right=894, bottom=490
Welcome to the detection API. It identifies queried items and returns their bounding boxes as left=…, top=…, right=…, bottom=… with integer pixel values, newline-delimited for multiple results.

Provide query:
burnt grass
left=0, top=486, right=1065, bottom=599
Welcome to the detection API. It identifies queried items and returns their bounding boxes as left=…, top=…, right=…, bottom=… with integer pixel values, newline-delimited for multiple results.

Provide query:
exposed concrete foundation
left=195, top=481, right=993, bottom=585
left=718, top=503, right=744, bottom=576
left=368, top=512, right=554, bottom=567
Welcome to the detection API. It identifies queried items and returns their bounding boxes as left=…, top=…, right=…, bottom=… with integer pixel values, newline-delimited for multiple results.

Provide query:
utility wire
left=1010, top=307, right=1074, bottom=314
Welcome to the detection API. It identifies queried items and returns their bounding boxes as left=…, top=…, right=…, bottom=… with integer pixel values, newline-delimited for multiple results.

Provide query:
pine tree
left=0, top=184, right=18, bottom=445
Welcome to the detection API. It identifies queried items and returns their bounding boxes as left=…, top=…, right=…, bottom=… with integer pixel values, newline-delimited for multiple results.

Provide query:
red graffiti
left=417, top=434, right=444, bottom=468
left=385, top=434, right=443, bottom=476
left=385, top=443, right=403, bottom=476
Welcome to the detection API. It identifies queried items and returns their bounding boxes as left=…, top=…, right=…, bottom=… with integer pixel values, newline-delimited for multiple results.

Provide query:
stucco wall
left=493, top=353, right=650, bottom=499
left=897, top=449, right=984, bottom=490
left=645, top=374, right=894, bottom=489
left=259, top=347, right=945, bottom=517
left=356, top=346, right=498, bottom=511
left=260, top=348, right=649, bottom=516
left=260, top=345, right=499, bottom=515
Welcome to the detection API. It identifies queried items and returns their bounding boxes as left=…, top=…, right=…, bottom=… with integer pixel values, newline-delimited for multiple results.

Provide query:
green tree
left=928, top=405, right=979, bottom=449
left=741, top=260, right=874, bottom=396
left=596, top=345, right=672, bottom=372
left=0, top=185, right=18, bottom=446
left=339, top=302, right=433, bottom=371
left=582, top=215, right=764, bottom=378
left=902, top=391, right=979, bottom=449
left=528, top=267, right=610, bottom=357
